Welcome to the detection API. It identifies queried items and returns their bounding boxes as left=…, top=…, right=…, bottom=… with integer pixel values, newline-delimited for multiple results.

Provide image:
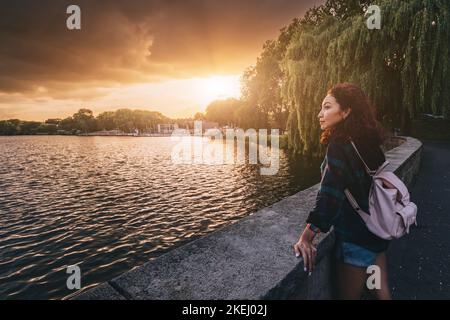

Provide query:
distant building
left=157, top=123, right=179, bottom=134
left=187, top=120, right=219, bottom=133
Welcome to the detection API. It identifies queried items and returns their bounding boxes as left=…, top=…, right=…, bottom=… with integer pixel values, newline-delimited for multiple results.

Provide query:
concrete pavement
left=387, top=139, right=450, bottom=299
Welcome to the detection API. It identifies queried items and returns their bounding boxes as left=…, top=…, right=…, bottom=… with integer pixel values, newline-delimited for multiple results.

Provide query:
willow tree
left=282, top=0, right=450, bottom=156
left=239, top=19, right=303, bottom=131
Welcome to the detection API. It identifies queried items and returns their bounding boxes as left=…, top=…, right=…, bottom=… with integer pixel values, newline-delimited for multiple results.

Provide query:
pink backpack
left=344, top=140, right=418, bottom=240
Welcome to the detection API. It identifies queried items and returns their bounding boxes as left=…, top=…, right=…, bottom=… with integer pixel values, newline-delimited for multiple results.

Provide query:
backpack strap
left=344, top=188, right=370, bottom=216
left=345, top=140, right=392, bottom=217
left=349, top=139, right=377, bottom=176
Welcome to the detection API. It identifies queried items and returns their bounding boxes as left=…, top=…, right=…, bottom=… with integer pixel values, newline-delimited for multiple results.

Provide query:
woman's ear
left=344, top=108, right=352, bottom=119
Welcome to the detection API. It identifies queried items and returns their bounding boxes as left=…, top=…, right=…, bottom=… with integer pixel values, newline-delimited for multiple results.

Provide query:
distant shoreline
left=0, top=133, right=176, bottom=137
left=0, top=131, right=286, bottom=138
left=0, top=132, right=289, bottom=148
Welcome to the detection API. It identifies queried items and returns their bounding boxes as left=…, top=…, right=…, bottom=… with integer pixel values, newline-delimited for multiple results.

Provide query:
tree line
left=0, top=96, right=288, bottom=135
left=0, top=108, right=170, bottom=135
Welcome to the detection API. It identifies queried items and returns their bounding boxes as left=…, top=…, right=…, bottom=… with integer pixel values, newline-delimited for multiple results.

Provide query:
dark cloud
left=0, top=0, right=323, bottom=97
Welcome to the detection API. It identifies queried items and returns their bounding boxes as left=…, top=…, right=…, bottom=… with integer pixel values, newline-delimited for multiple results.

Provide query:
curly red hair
left=320, top=83, right=387, bottom=145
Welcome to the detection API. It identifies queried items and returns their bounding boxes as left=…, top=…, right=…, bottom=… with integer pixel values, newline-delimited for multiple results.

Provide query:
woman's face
left=317, top=94, right=351, bottom=130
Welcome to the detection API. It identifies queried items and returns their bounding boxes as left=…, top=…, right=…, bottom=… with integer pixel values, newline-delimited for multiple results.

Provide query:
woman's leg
left=372, top=252, right=392, bottom=300
left=336, top=261, right=367, bottom=300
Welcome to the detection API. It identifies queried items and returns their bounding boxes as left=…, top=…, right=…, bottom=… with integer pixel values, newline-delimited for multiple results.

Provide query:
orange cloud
left=0, top=0, right=324, bottom=119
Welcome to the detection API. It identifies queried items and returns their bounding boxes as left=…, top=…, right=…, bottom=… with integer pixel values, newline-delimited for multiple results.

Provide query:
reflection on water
left=0, top=135, right=321, bottom=299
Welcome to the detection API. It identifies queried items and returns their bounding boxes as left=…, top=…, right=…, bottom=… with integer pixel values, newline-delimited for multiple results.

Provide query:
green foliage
left=193, top=112, right=205, bottom=120
left=0, top=108, right=170, bottom=135
left=238, top=1, right=374, bottom=135
left=282, top=0, right=450, bottom=156
left=240, top=37, right=291, bottom=130
left=234, top=102, right=267, bottom=129
left=0, top=120, right=57, bottom=135
left=96, top=111, right=116, bottom=131
left=0, top=120, right=20, bottom=135
left=73, top=108, right=96, bottom=133
left=204, top=98, right=241, bottom=126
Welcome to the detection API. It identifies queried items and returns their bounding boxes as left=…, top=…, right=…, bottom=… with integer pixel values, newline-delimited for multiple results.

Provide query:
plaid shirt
left=306, top=136, right=390, bottom=252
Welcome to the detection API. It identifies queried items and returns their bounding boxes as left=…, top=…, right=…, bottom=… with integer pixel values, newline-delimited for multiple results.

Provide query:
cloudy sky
left=0, top=0, right=323, bottom=120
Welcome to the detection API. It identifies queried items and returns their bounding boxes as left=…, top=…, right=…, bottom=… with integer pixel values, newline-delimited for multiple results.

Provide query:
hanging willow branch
left=282, top=0, right=450, bottom=156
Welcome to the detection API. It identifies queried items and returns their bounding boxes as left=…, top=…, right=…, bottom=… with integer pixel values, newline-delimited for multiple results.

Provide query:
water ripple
left=0, top=135, right=321, bottom=299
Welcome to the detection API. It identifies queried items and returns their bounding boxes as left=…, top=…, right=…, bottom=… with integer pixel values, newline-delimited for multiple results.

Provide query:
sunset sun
left=199, top=75, right=241, bottom=102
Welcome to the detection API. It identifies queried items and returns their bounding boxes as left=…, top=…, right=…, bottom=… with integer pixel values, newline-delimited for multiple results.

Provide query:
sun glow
left=196, top=75, right=241, bottom=102
left=1, top=74, right=243, bottom=121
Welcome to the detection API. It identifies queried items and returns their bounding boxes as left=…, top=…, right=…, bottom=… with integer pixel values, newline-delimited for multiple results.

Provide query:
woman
left=293, top=83, right=392, bottom=300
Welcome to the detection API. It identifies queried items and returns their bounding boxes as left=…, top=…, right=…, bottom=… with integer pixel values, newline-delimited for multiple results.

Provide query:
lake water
left=0, top=135, right=321, bottom=299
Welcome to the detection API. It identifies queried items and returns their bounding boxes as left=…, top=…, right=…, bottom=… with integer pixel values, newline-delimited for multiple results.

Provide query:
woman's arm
left=293, top=141, right=349, bottom=273
left=305, top=140, right=349, bottom=232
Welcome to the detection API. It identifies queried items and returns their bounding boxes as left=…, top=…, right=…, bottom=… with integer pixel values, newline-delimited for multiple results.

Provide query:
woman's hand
left=293, top=227, right=317, bottom=275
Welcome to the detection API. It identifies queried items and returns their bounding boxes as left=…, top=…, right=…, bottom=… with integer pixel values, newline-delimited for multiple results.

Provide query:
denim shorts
left=335, top=240, right=378, bottom=268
